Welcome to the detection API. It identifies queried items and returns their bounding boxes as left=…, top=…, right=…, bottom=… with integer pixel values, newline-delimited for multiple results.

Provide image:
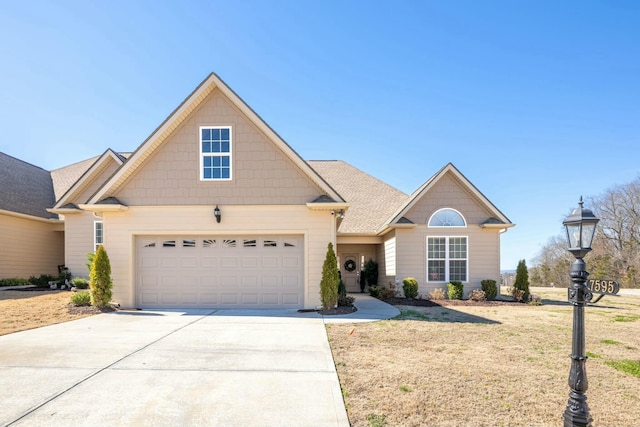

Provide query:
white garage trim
left=136, top=235, right=304, bottom=309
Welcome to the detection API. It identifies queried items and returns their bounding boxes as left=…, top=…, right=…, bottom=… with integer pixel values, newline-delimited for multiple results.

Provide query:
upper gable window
left=428, top=208, right=466, bottom=227
left=200, top=126, right=232, bottom=180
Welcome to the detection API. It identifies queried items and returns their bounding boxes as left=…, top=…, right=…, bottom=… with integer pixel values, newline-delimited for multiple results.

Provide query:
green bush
left=370, top=285, right=395, bottom=300
left=514, top=259, right=530, bottom=302
left=70, top=291, right=91, bottom=306
left=71, top=277, right=90, bottom=289
left=338, top=279, right=347, bottom=298
left=447, top=281, right=464, bottom=300
left=402, top=277, right=419, bottom=299
left=28, top=274, right=57, bottom=288
left=0, top=278, right=29, bottom=287
left=338, top=294, right=355, bottom=307
left=481, top=279, right=497, bottom=300
left=362, top=259, right=379, bottom=288
left=319, top=243, right=339, bottom=310
left=58, top=270, right=72, bottom=283
left=90, top=245, right=113, bottom=308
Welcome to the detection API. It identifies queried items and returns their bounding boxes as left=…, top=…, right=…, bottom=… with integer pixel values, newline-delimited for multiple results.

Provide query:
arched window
left=428, top=208, right=466, bottom=227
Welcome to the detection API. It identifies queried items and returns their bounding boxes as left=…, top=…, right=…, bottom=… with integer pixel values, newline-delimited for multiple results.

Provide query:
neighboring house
left=0, top=73, right=514, bottom=309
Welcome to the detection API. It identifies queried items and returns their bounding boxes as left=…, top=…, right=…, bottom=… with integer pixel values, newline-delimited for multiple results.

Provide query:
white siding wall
left=102, top=205, right=335, bottom=309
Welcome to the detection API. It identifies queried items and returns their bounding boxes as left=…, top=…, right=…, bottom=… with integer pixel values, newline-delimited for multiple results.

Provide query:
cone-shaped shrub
left=90, top=245, right=113, bottom=308
left=514, top=259, right=530, bottom=302
left=320, top=242, right=339, bottom=310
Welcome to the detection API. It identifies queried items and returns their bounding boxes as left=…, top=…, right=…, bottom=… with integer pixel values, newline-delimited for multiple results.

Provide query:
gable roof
left=87, top=73, right=344, bottom=205
left=0, top=152, right=56, bottom=219
left=383, top=162, right=514, bottom=232
left=52, top=149, right=125, bottom=209
left=308, top=160, right=408, bottom=234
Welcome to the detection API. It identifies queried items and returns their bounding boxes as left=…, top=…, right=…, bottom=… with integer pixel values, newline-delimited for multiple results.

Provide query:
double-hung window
left=200, top=126, right=232, bottom=180
left=94, top=221, right=103, bottom=251
left=427, top=237, right=468, bottom=282
left=427, top=208, right=468, bottom=282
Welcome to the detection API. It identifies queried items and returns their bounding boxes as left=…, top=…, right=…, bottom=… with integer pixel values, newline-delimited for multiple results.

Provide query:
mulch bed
left=319, top=306, right=358, bottom=315
left=66, top=304, right=116, bottom=315
left=384, top=297, right=524, bottom=307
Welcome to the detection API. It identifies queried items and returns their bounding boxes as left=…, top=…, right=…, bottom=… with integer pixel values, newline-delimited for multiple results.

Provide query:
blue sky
left=1, top=1, right=639, bottom=270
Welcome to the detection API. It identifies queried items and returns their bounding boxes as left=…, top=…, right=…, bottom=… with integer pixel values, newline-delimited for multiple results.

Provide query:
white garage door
left=136, top=235, right=304, bottom=309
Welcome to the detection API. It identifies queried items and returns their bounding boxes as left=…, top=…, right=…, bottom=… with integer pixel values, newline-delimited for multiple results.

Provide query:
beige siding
left=379, top=232, right=397, bottom=286
left=0, top=213, right=63, bottom=278
left=405, top=172, right=494, bottom=225
left=115, top=88, right=323, bottom=206
left=395, top=225, right=501, bottom=298
left=63, top=211, right=98, bottom=278
left=102, top=206, right=334, bottom=309
left=70, top=159, right=122, bottom=204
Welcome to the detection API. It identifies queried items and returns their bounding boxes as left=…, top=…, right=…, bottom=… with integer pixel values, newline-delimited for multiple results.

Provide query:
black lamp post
left=562, top=197, right=599, bottom=427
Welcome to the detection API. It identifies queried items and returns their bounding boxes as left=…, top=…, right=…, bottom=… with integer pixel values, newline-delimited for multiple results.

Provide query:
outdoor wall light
left=562, top=197, right=600, bottom=427
left=331, top=209, right=345, bottom=219
left=214, top=205, right=221, bottom=223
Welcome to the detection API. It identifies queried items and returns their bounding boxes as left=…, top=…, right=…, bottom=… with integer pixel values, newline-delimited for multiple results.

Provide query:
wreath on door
left=344, top=259, right=356, bottom=272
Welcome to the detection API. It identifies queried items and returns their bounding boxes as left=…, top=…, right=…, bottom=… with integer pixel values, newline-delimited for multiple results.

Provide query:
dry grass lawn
left=327, top=287, right=640, bottom=427
left=0, top=290, right=97, bottom=336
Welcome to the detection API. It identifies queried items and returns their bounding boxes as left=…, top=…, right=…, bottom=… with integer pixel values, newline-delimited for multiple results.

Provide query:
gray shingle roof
left=50, top=156, right=100, bottom=201
left=308, top=160, right=408, bottom=234
left=0, top=152, right=56, bottom=219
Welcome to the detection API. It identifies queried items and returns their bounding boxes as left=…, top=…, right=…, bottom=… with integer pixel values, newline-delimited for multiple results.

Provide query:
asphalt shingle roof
left=50, top=156, right=100, bottom=201
left=0, top=152, right=56, bottom=219
left=308, top=160, right=409, bottom=234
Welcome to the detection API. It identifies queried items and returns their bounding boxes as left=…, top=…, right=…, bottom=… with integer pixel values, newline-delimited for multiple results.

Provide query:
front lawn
left=327, top=287, right=640, bottom=427
left=0, top=290, right=98, bottom=336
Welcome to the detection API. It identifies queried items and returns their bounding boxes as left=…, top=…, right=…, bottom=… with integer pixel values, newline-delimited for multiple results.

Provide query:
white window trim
left=94, top=221, right=103, bottom=252
left=199, top=126, right=233, bottom=181
left=426, top=236, right=469, bottom=283
left=427, top=208, right=467, bottom=227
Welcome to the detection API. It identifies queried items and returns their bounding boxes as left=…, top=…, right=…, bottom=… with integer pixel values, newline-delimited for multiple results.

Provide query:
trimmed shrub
left=510, top=287, right=526, bottom=302
left=71, top=277, right=90, bottom=289
left=429, top=288, right=446, bottom=300
left=469, top=289, right=486, bottom=301
left=370, top=285, right=395, bottom=300
left=514, top=259, right=530, bottom=302
left=0, top=278, right=29, bottom=287
left=447, top=281, right=464, bottom=300
left=90, top=245, right=113, bottom=308
left=402, top=277, right=419, bottom=299
left=71, top=291, right=91, bottom=306
left=362, top=259, right=379, bottom=288
left=481, top=279, right=497, bottom=300
left=338, top=279, right=347, bottom=298
left=28, top=274, right=57, bottom=288
left=319, top=242, right=339, bottom=310
left=338, top=294, right=355, bottom=307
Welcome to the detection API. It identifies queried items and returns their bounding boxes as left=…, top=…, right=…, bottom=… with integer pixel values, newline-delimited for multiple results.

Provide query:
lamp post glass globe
left=563, top=197, right=599, bottom=259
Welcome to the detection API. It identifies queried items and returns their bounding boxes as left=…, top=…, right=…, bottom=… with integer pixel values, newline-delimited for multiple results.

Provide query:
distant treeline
left=531, top=176, right=640, bottom=289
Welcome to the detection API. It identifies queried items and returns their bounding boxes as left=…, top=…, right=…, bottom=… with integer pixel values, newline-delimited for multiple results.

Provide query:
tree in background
left=319, top=242, right=339, bottom=310
left=514, top=259, right=530, bottom=302
left=90, top=245, right=113, bottom=308
left=531, top=176, right=640, bottom=289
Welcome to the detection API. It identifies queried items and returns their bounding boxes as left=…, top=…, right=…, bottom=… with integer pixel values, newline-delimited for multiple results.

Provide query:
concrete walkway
left=0, top=294, right=397, bottom=427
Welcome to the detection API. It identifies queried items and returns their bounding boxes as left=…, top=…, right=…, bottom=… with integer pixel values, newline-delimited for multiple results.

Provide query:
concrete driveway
left=0, top=309, right=353, bottom=427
